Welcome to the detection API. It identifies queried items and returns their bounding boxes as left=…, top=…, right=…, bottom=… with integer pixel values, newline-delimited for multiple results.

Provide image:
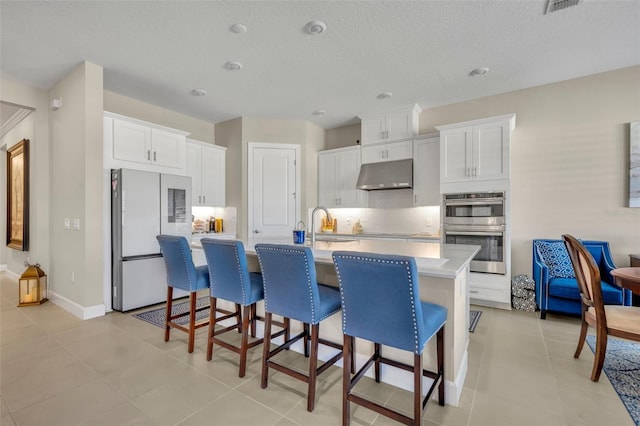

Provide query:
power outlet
left=426, top=216, right=433, bottom=227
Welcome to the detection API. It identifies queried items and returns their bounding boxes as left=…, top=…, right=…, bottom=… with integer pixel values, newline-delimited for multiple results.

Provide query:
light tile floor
left=0, top=273, right=634, bottom=426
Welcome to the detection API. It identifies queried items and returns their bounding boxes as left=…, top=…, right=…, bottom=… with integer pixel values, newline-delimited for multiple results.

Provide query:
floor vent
left=545, top=0, right=580, bottom=14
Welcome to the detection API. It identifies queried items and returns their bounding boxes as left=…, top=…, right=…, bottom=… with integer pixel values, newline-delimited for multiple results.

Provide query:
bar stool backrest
left=156, top=235, right=199, bottom=292
left=333, top=251, right=426, bottom=354
left=255, top=244, right=322, bottom=324
left=201, top=239, right=252, bottom=305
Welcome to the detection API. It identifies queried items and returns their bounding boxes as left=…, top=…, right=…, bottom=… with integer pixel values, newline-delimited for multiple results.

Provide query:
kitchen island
left=192, top=237, right=479, bottom=406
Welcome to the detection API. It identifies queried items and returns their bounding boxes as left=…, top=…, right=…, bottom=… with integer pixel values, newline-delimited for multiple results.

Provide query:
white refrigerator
left=111, top=169, right=192, bottom=311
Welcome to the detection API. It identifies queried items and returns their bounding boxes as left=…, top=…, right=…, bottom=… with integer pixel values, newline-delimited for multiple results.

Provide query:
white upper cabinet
left=186, top=139, right=226, bottom=207
left=437, top=114, right=515, bottom=185
left=106, top=112, right=189, bottom=171
left=359, top=104, right=421, bottom=145
left=412, top=134, right=440, bottom=206
left=361, top=139, right=413, bottom=164
left=318, top=146, right=367, bottom=208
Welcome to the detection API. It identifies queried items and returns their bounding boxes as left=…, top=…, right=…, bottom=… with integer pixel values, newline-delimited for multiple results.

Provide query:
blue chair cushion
left=536, top=241, right=575, bottom=278
left=420, top=301, right=448, bottom=345
left=316, top=284, right=342, bottom=322
left=193, top=265, right=210, bottom=291
left=332, top=251, right=447, bottom=354
left=548, top=278, right=625, bottom=305
left=247, top=272, right=265, bottom=305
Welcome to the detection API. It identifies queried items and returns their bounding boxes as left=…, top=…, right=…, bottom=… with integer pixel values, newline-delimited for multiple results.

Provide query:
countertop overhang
left=193, top=237, right=479, bottom=279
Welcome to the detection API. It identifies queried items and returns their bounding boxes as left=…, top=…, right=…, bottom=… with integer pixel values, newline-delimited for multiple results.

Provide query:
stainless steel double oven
left=443, top=191, right=506, bottom=274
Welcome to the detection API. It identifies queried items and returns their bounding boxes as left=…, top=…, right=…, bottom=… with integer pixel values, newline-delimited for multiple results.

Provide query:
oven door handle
left=445, top=200, right=503, bottom=206
left=445, top=231, right=504, bottom=237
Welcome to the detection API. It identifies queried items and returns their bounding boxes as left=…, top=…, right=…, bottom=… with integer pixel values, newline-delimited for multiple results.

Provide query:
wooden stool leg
left=188, top=292, right=197, bottom=353
left=438, top=326, right=445, bottom=405
left=239, top=304, right=251, bottom=377
left=343, top=334, right=352, bottom=426
left=250, top=303, right=257, bottom=337
left=307, top=323, right=320, bottom=412
left=414, top=353, right=423, bottom=425
left=165, top=287, right=173, bottom=342
left=236, top=303, right=242, bottom=333
left=303, top=323, right=310, bottom=357
left=206, top=297, right=217, bottom=361
left=374, top=343, right=381, bottom=382
left=261, top=312, right=273, bottom=389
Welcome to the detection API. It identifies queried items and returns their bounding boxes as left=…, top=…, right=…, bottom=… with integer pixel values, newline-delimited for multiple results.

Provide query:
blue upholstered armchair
left=533, top=239, right=632, bottom=319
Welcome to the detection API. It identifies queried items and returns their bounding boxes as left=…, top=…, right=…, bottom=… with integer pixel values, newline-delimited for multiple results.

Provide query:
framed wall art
left=631, top=122, right=640, bottom=208
left=6, top=139, right=29, bottom=251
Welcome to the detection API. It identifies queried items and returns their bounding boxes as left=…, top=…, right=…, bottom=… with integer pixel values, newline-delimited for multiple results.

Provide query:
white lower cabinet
left=186, top=140, right=226, bottom=207
left=318, top=146, right=367, bottom=208
left=412, top=135, right=440, bottom=206
left=361, top=139, right=413, bottom=164
left=468, top=272, right=511, bottom=309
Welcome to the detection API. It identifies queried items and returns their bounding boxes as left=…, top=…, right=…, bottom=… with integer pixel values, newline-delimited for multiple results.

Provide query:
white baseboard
left=3, top=269, right=20, bottom=279
left=49, top=290, right=106, bottom=320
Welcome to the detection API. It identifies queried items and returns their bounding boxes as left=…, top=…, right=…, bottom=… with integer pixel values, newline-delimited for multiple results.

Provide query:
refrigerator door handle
left=122, top=253, right=163, bottom=261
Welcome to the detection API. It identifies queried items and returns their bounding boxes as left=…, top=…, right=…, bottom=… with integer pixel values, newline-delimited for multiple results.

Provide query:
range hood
left=356, top=159, right=413, bottom=190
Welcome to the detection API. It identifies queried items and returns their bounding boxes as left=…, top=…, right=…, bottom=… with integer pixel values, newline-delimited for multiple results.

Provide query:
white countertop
left=192, top=236, right=478, bottom=279
left=315, top=232, right=440, bottom=241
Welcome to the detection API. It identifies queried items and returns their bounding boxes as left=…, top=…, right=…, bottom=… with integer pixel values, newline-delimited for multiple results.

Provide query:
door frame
left=247, top=142, right=301, bottom=237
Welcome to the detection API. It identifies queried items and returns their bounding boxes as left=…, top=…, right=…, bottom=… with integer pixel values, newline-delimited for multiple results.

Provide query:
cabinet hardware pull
left=153, top=151, right=157, bottom=162
left=147, top=150, right=151, bottom=161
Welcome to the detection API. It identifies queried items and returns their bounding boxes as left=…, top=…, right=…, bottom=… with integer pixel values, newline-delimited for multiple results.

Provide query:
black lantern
left=18, top=263, right=47, bottom=306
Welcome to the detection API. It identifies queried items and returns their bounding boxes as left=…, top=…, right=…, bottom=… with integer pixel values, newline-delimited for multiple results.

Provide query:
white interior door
left=249, top=143, right=299, bottom=237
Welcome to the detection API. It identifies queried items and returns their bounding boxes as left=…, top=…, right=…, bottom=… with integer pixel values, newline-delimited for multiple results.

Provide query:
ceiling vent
left=545, top=0, right=580, bottom=14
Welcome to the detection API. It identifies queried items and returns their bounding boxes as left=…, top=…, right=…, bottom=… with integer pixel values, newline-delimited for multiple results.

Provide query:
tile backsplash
left=192, top=206, right=237, bottom=235
left=307, top=205, right=441, bottom=236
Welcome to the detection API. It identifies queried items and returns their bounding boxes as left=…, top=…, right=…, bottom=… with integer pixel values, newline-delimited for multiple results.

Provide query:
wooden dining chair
left=562, top=234, right=640, bottom=381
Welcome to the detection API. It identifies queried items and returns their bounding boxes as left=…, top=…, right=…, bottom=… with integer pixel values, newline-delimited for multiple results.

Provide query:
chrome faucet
left=311, top=206, right=331, bottom=245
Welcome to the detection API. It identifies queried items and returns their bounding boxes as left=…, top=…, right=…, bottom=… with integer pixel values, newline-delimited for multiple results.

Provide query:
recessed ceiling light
left=224, top=61, right=243, bottom=71
left=230, top=23, right=247, bottom=33
left=377, top=92, right=393, bottom=99
left=305, top=20, right=327, bottom=35
left=469, top=67, right=489, bottom=77
left=191, top=89, right=207, bottom=96
left=312, top=110, right=325, bottom=115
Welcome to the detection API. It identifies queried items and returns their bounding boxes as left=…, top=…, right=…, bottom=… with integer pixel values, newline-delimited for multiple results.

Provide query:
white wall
left=0, top=80, right=50, bottom=281
left=104, top=91, right=216, bottom=144
left=0, top=113, right=34, bottom=273
left=330, top=66, right=640, bottom=275
left=48, top=61, right=105, bottom=312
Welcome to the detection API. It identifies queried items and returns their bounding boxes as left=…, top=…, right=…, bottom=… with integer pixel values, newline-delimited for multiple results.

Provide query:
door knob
left=254, top=229, right=261, bottom=234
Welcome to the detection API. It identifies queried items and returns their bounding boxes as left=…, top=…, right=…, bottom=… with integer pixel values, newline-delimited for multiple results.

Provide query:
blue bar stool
left=255, top=243, right=344, bottom=412
left=332, top=251, right=447, bottom=426
left=156, top=235, right=213, bottom=353
left=200, top=238, right=266, bottom=377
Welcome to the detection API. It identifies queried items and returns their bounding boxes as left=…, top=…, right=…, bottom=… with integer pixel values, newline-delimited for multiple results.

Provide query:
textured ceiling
left=1, top=1, right=639, bottom=129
